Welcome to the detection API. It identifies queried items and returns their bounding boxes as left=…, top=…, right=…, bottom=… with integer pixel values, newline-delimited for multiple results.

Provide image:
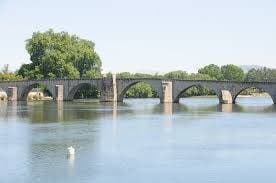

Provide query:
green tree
left=74, top=85, right=100, bottom=99
left=186, top=73, right=214, bottom=96
left=116, top=72, right=158, bottom=98
left=125, top=82, right=157, bottom=98
left=83, top=70, right=103, bottom=78
left=221, top=64, right=245, bottom=81
left=0, top=65, right=22, bottom=81
left=198, top=64, right=223, bottom=80
left=245, top=67, right=276, bottom=82
left=116, top=72, right=132, bottom=78
left=164, top=70, right=189, bottom=79
left=188, top=73, right=213, bottom=80
left=18, top=29, right=102, bottom=79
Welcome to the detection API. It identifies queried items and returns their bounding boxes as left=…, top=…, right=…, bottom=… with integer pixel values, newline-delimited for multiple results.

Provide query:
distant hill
left=239, top=65, right=265, bottom=72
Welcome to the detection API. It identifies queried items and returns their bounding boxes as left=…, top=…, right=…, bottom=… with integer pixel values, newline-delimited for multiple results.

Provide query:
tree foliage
left=74, top=85, right=100, bottom=99
left=164, top=70, right=189, bottom=79
left=198, top=64, right=223, bottom=80
left=125, top=82, right=157, bottom=98
left=0, top=65, right=22, bottom=81
left=18, top=29, right=102, bottom=79
left=117, top=72, right=159, bottom=98
left=245, top=67, right=276, bottom=82
left=221, top=64, right=245, bottom=81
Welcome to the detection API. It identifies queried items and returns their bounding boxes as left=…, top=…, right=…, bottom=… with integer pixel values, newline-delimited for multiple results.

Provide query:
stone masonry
left=0, top=76, right=276, bottom=104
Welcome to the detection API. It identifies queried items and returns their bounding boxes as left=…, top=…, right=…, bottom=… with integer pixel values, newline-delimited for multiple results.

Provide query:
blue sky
left=0, top=0, right=276, bottom=73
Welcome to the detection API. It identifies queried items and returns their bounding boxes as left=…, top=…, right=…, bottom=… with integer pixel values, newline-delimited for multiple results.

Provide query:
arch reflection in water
left=216, top=103, right=276, bottom=113
left=9, top=101, right=18, bottom=119
left=25, top=101, right=106, bottom=123
left=0, top=101, right=7, bottom=117
left=3, top=98, right=276, bottom=123
left=232, top=104, right=276, bottom=113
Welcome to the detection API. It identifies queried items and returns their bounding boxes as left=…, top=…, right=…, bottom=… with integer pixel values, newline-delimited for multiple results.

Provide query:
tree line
left=1, top=30, right=276, bottom=98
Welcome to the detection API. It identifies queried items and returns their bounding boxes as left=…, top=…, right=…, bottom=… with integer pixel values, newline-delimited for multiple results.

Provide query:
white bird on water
left=67, top=146, right=75, bottom=155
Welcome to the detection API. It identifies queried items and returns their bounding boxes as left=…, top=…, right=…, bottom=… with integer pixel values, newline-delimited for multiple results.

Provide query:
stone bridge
left=0, top=75, right=276, bottom=104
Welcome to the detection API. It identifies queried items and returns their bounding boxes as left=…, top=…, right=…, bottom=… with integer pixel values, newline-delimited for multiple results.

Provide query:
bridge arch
left=67, top=83, right=101, bottom=101
left=173, top=84, right=221, bottom=103
left=21, top=83, right=53, bottom=101
left=117, top=80, right=162, bottom=102
left=233, top=86, right=275, bottom=104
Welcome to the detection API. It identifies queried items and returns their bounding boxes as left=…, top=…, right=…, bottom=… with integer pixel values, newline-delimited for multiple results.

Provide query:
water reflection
left=162, top=103, right=173, bottom=115
left=0, top=101, right=7, bottom=117
left=217, top=104, right=233, bottom=113
left=112, top=102, right=118, bottom=137
left=10, top=101, right=19, bottom=119
left=0, top=98, right=276, bottom=124
left=67, top=154, right=75, bottom=169
left=57, top=101, right=64, bottom=121
left=232, top=104, right=276, bottom=113
left=161, top=103, right=173, bottom=130
left=152, top=103, right=188, bottom=114
left=112, top=102, right=117, bottom=120
left=1, top=98, right=276, bottom=183
left=25, top=101, right=107, bottom=123
left=262, top=104, right=276, bottom=112
left=0, top=101, right=20, bottom=120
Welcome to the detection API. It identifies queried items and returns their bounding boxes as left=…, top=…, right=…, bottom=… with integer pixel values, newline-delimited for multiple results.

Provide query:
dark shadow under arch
left=233, top=87, right=274, bottom=104
left=21, top=83, right=53, bottom=101
left=175, top=84, right=219, bottom=103
left=67, top=83, right=101, bottom=101
left=118, top=81, right=160, bottom=102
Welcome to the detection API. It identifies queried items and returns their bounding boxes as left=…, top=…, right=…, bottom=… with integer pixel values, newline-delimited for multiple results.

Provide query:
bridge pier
left=219, top=90, right=233, bottom=104
left=161, top=81, right=173, bottom=103
left=7, top=87, right=17, bottom=101
left=55, top=85, right=64, bottom=101
left=100, top=75, right=117, bottom=102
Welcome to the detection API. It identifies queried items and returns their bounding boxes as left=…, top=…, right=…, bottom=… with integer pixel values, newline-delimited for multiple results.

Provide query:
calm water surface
left=1, top=97, right=276, bottom=183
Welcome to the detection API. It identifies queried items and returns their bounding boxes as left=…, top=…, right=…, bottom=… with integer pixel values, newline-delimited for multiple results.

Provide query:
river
left=1, top=97, right=276, bottom=183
